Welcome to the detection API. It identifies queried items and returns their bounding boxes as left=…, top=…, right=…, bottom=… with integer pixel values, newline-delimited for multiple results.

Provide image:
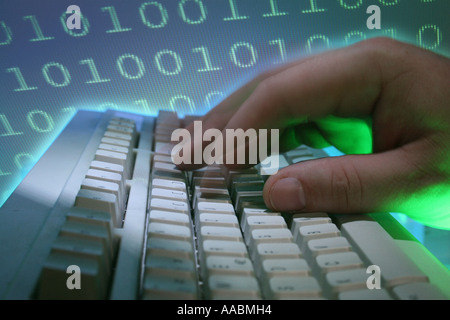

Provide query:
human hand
left=176, top=38, right=450, bottom=229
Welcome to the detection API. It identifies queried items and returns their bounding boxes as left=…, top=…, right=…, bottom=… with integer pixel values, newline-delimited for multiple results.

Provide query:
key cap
left=197, top=213, right=239, bottom=228
left=98, top=143, right=129, bottom=155
left=315, top=251, right=364, bottom=274
left=90, top=160, right=125, bottom=175
left=392, top=282, right=447, bottom=300
left=101, top=136, right=132, bottom=149
left=338, top=288, right=392, bottom=300
left=199, top=226, right=243, bottom=242
left=150, top=198, right=189, bottom=214
left=145, top=255, right=196, bottom=279
left=200, top=240, right=248, bottom=260
left=38, top=252, right=108, bottom=299
left=86, top=169, right=124, bottom=194
left=267, top=276, right=322, bottom=300
left=244, top=216, right=287, bottom=245
left=151, top=178, right=186, bottom=191
left=288, top=212, right=331, bottom=240
left=341, top=221, right=428, bottom=287
left=80, top=178, right=123, bottom=212
left=306, top=236, right=352, bottom=258
left=149, top=210, right=191, bottom=227
left=295, top=223, right=340, bottom=251
left=325, top=268, right=369, bottom=296
left=259, top=154, right=289, bottom=175
left=146, top=238, right=194, bottom=260
left=206, top=275, right=261, bottom=299
left=261, top=258, right=311, bottom=279
left=148, top=222, right=192, bottom=241
left=142, top=274, right=198, bottom=300
left=65, top=208, right=113, bottom=240
left=196, top=201, right=235, bottom=215
left=204, top=256, right=255, bottom=277
left=75, top=189, right=121, bottom=227
left=240, top=208, right=280, bottom=231
left=254, top=243, right=302, bottom=263
left=151, top=188, right=187, bottom=201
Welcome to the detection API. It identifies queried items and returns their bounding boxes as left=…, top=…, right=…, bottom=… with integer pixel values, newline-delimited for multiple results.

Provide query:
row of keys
left=38, top=116, right=137, bottom=299
left=142, top=112, right=199, bottom=300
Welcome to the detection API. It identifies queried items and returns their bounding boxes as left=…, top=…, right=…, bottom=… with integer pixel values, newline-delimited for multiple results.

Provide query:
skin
left=176, top=38, right=450, bottom=229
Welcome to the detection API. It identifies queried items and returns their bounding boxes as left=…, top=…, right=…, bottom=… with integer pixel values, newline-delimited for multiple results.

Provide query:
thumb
left=263, top=148, right=422, bottom=214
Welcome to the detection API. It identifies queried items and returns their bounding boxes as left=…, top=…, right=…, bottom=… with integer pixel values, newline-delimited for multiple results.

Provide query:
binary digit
left=117, top=54, right=146, bottom=79
left=80, top=58, right=111, bottom=84
left=269, top=39, right=287, bottom=64
left=0, top=114, right=23, bottom=137
left=378, top=0, right=398, bottom=6
left=23, top=15, right=55, bottom=42
left=6, top=67, right=38, bottom=92
left=101, top=6, right=132, bottom=33
left=417, top=24, right=442, bottom=50
left=14, top=152, right=35, bottom=170
left=139, top=2, right=169, bottom=29
left=154, top=50, right=183, bottom=75
left=178, top=0, right=207, bottom=24
left=60, top=11, right=90, bottom=36
left=224, top=0, right=249, bottom=21
left=27, top=110, right=55, bottom=133
left=134, top=99, right=152, bottom=114
left=0, top=21, right=13, bottom=45
left=305, top=34, right=330, bottom=54
left=169, top=95, right=195, bottom=113
left=42, top=62, right=71, bottom=87
left=339, top=0, right=363, bottom=10
left=192, top=46, right=222, bottom=72
left=0, top=168, right=11, bottom=177
left=230, top=42, right=258, bottom=68
left=302, top=0, right=327, bottom=13
left=344, top=30, right=366, bottom=45
left=263, top=0, right=288, bottom=17
left=205, top=91, right=224, bottom=107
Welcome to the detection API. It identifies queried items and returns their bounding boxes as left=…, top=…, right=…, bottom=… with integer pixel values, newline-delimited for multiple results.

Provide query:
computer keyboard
left=0, top=109, right=449, bottom=300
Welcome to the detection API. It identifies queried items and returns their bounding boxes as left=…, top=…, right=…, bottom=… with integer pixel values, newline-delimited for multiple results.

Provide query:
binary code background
left=0, top=0, right=449, bottom=208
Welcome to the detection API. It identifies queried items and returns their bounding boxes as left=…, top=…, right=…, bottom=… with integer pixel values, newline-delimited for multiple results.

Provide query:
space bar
left=340, top=221, right=428, bottom=288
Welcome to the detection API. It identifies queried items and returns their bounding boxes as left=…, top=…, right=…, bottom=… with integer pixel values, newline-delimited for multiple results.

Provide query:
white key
left=204, top=256, right=255, bottom=277
left=200, top=240, right=248, bottom=259
left=295, top=223, right=340, bottom=250
left=101, top=137, right=131, bottom=148
left=107, top=124, right=134, bottom=135
left=75, top=189, right=121, bottom=227
left=325, top=268, right=369, bottom=296
left=306, top=236, right=352, bottom=258
left=142, top=274, right=198, bottom=300
left=244, top=216, right=287, bottom=244
left=341, top=221, right=428, bottom=287
left=153, top=161, right=182, bottom=173
left=148, top=222, right=192, bottom=241
left=196, top=201, right=235, bottom=215
left=150, top=198, right=189, bottom=214
left=151, top=188, right=187, bottom=201
left=199, top=226, right=243, bottom=242
left=240, top=208, right=280, bottom=231
left=149, top=210, right=190, bottom=226
left=206, top=275, right=261, bottom=299
left=151, top=178, right=186, bottom=191
left=95, top=149, right=127, bottom=167
left=146, top=238, right=194, bottom=260
left=254, top=243, right=302, bottom=264
left=259, top=154, right=289, bottom=175
left=392, top=282, right=447, bottom=300
left=86, top=168, right=123, bottom=189
left=249, top=228, right=293, bottom=249
left=66, top=208, right=113, bottom=239
left=290, top=212, right=331, bottom=240
left=261, top=258, right=310, bottom=278
left=267, top=276, right=322, bottom=299
left=103, top=130, right=132, bottom=142
left=339, top=288, right=392, bottom=300
left=90, top=161, right=124, bottom=175
left=197, top=213, right=239, bottom=228
left=145, top=255, right=196, bottom=278
left=80, top=178, right=123, bottom=211
left=315, top=251, right=364, bottom=274
left=98, top=143, right=129, bottom=155
left=153, top=154, right=174, bottom=163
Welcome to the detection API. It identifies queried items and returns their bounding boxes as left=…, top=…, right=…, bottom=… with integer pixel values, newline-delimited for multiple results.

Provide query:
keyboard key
left=196, top=201, right=235, bottom=215
left=338, top=288, right=392, bottom=300
left=146, top=238, right=194, bottom=260
left=151, top=188, right=187, bottom=201
left=267, top=276, right=322, bottom=299
left=200, top=240, right=248, bottom=260
left=206, top=275, right=261, bottom=299
left=199, top=226, right=243, bottom=242
left=341, top=221, right=428, bottom=287
left=151, top=178, right=186, bottom=191
left=392, top=282, right=447, bottom=300
left=295, top=223, right=340, bottom=250
left=325, top=268, right=369, bottom=296
left=75, top=189, right=121, bottom=227
left=150, top=198, right=189, bottom=214
left=315, top=251, right=364, bottom=274
left=197, top=213, right=239, bottom=228
left=204, top=256, right=255, bottom=277
left=261, top=258, right=310, bottom=279
left=145, top=255, right=196, bottom=279
left=306, top=236, right=352, bottom=258
left=149, top=210, right=191, bottom=227
left=148, top=222, right=192, bottom=241
left=142, top=274, right=198, bottom=300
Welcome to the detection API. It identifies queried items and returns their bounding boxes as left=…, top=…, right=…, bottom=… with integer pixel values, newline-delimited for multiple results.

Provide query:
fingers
left=262, top=142, right=424, bottom=214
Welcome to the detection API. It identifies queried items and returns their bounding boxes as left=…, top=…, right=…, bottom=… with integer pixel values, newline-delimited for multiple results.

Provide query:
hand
left=178, top=38, right=450, bottom=229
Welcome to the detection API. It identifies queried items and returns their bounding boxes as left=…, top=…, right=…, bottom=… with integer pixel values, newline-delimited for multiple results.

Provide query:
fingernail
left=269, top=177, right=305, bottom=211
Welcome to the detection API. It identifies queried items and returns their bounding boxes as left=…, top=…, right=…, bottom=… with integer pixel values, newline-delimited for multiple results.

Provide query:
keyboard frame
left=0, top=109, right=448, bottom=300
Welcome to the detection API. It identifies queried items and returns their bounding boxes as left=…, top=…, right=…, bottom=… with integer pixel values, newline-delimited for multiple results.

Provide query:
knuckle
left=329, top=161, right=364, bottom=212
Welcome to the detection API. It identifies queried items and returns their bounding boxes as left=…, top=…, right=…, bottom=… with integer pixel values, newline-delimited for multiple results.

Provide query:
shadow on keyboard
left=0, top=110, right=448, bottom=300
